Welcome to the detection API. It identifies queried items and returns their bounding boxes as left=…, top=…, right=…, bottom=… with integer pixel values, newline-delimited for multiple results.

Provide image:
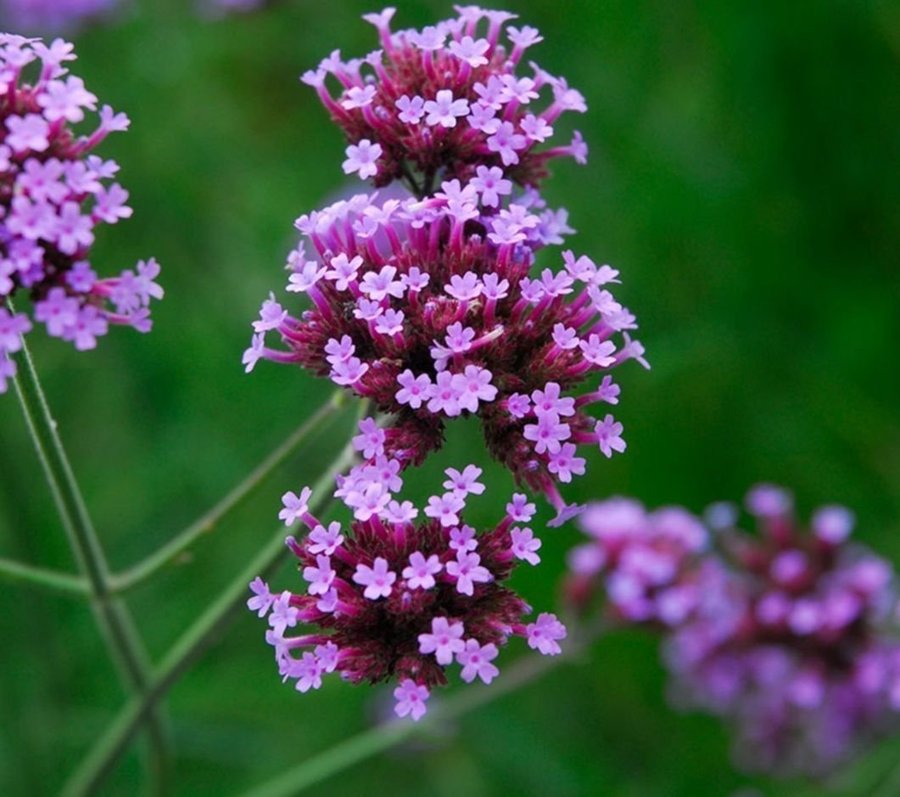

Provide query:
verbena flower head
left=0, top=0, right=119, bottom=33
left=565, top=497, right=708, bottom=625
left=302, top=6, right=588, bottom=193
left=662, top=485, right=900, bottom=775
left=247, top=459, right=566, bottom=720
left=244, top=186, right=645, bottom=519
left=0, top=34, right=162, bottom=393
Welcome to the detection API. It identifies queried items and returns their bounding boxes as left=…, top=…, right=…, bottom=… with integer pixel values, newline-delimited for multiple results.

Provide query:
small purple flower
left=526, top=613, right=566, bottom=655
left=352, top=556, right=397, bottom=600
left=279, top=487, right=312, bottom=525
left=393, top=679, right=429, bottom=721
left=457, top=639, right=499, bottom=684
left=342, top=139, right=382, bottom=180
left=402, top=551, right=442, bottom=590
left=510, top=527, right=541, bottom=565
left=418, top=616, right=466, bottom=665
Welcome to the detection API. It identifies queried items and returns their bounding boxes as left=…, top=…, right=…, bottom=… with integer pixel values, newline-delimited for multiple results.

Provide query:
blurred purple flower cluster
left=0, top=35, right=161, bottom=392
left=0, top=0, right=119, bottom=33
left=570, top=485, right=900, bottom=775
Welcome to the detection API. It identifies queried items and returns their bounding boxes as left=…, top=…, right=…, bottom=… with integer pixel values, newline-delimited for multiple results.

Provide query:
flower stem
left=240, top=620, right=598, bottom=797
left=62, top=402, right=366, bottom=797
left=111, top=390, right=346, bottom=594
left=9, top=324, right=170, bottom=795
left=0, top=556, right=89, bottom=595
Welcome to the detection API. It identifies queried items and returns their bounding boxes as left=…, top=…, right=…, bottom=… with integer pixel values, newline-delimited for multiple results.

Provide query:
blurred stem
left=0, top=556, right=89, bottom=595
left=240, top=619, right=600, bottom=797
left=111, top=390, right=346, bottom=594
left=62, top=400, right=368, bottom=797
left=9, top=318, right=170, bottom=796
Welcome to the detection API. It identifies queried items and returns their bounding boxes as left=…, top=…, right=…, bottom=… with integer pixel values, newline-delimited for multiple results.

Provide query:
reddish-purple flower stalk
left=244, top=187, right=645, bottom=519
left=247, top=456, right=566, bottom=720
left=302, top=6, right=587, bottom=195
left=575, top=485, right=900, bottom=775
left=0, top=35, right=162, bottom=392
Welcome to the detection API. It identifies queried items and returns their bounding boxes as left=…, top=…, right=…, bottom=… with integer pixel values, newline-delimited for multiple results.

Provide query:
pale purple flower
left=423, top=90, right=470, bottom=128
left=510, top=527, right=541, bottom=565
left=352, top=557, right=397, bottom=600
left=394, top=679, right=429, bottom=721
left=402, top=551, right=442, bottom=590
left=279, top=487, right=312, bottom=525
left=418, top=617, right=465, bottom=665
left=303, top=555, right=336, bottom=597
left=526, top=613, right=566, bottom=655
left=595, top=415, right=626, bottom=458
left=443, top=465, right=485, bottom=497
left=446, top=550, right=492, bottom=596
left=457, top=639, right=500, bottom=684
left=342, top=139, right=382, bottom=180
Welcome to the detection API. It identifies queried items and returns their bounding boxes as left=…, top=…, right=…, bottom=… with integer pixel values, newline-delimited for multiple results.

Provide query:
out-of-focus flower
left=661, top=485, right=900, bottom=775
left=247, top=459, right=566, bottom=720
left=566, top=497, right=708, bottom=625
left=301, top=6, right=588, bottom=192
left=0, top=0, right=120, bottom=34
left=244, top=187, right=645, bottom=520
left=0, top=35, right=162, bottom=393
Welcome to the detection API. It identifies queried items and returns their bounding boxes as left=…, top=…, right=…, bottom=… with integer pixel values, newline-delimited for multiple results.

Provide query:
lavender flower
left=301, top=7, right=588, bottom=193
left=247, top=460, right=566, bottom=720
left=0, top=35, right=162, bottom=393
left=0, top=0, right=119, bottom=33
left=244, top=187, right=645, bottom=519
left=661, top=486, right=900, bottom=775
left=566, top=498, right=708, bottom=625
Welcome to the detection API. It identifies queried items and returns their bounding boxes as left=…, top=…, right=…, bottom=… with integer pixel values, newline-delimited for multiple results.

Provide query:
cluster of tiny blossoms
left=572, top=485, right=900, bottom=775
left=303, top=6, right=587, bottom=193
left=244, top=185, right=644, bottom=518
left=0, top=35, right=161, bottom=393
left=565, top=497, right=708, bottom=625
left=247, top=447, right=565, bottom=721
left=0, top=0, right=119, bottom=33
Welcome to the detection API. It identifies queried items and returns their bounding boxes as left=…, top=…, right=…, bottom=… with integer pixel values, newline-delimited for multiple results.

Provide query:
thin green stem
left=0, top=556, right=89, bottom=595
left=62, top=404, right=366, bottom=797
left=111, top=390, right=345, bottom=594
left=241, top=620, right=599, bottom=797
left=9, top=320, right=170, bottom=796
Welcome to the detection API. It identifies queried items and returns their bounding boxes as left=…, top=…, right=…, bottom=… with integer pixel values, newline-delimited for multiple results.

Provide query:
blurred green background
left=0, top=0, right=898, bottom=794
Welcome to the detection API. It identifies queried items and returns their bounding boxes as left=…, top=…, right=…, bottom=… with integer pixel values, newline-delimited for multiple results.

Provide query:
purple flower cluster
left=0, top=35, right=161, bottom=393
left=244, top=184, right=643, bottom=518
left=303, top=6, right=587, bottom=194
left=573, top=484, right=900, bottom=775
left=247, top=447, right=566, bottom=720
left=0, top=0, right=119, bottom=33
left=566, top=497, right=707, bottom=625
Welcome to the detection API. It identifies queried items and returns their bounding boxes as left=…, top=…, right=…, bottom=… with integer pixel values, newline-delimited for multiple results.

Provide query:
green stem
left=241, top=621, right=598, bottom=797
left=0, top=556, right=89, bottom=595
left=111, top=390, right=345, bottom=594
left=9, top=324, right=170, bottom=795
left=62, top=406, right=365, bottom=797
